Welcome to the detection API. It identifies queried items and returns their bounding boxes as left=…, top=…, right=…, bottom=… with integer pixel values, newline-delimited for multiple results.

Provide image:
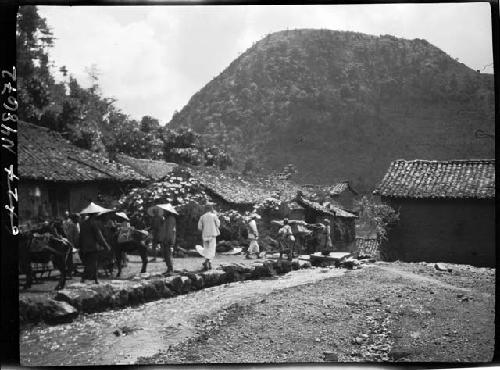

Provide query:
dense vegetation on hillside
left=16, top=7, right=232, bottom=169
left=169, top=29, right=495, bottom=191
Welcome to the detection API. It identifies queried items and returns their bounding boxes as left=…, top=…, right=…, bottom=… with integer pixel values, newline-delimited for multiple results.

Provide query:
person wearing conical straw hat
left=115, top=212, right=131, bottom=267
left=196, top=203, right=220, bottom=271
left=78, top=202, right=112, bottom=284
left=158, top=204, right=177, bottom=275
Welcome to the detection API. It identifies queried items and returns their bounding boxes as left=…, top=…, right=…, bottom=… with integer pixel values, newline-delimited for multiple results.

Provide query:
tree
left=354, top=196, right=399, bottom=241
left=140, top=115, right=160, bottom=133
left=16, top=6, right=55, bottom=122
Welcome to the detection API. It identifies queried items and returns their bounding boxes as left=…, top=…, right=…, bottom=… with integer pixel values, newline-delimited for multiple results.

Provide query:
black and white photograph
left=2, top=1, right=497, bottom=366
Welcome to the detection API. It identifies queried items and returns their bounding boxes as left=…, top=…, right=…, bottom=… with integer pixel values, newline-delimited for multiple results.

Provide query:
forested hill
left=169, top=29, right=495, bottom=192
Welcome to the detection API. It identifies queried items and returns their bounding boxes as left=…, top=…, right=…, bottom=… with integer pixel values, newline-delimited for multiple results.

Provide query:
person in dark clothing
left=160, top=211, right=177, bottom=274
left=150, top=209, right=163, bottom=262
left=79, top=213, right=111, bottom=284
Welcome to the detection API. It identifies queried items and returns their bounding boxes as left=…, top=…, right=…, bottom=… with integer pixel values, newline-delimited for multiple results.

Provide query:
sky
left=37, top=3, right=494, bottom=124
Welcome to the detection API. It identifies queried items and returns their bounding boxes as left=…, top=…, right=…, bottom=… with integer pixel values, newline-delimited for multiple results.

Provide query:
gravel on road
left=142, top=262, right=495, bottom=364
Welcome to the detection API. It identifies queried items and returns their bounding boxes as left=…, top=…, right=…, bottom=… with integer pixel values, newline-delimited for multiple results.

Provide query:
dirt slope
left=145, top=262, right=495, bottom=363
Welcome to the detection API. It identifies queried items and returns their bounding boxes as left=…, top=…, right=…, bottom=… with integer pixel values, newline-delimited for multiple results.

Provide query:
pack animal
left=107, top=229, right=149, bottom=278
left=19, top=222, right=73, bottom=290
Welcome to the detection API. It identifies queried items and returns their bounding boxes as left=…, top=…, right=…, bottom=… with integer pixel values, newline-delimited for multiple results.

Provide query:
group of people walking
left=43, top=200, right=334, bottom=282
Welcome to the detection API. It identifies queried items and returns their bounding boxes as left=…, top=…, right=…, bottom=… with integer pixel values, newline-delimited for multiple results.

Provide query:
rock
left=457, top=293, right=464, bottom=298
left=323, top=351, right=339, bottom=362
left=19, top=297, right=43, bottom=325
left=184, top=273, right=204, bottom=290
left=41, top=299, right=79, bottom=324
left=147, top=279, right=166, bottom=298
left=275, top=260, right=292, bottom=274
left=298, top=260, right=312, bottom=269
left=354, top=337, right=364, bottom=344
left=201, top=270, right=227, bottom=287
left=128, top=284, right=145, bottom=305
left=219, top=263, right=252, bottom=282
left=143, top=283, right=160, bottom=301
left=179, top=276, right=192, bottom=294
left=252, top=261, right=277, bottom=278
left=140, top=273, right=151, bottom=279
left=434, top=263, right=449, bottom=272
left=164, top=276, right=190, bottom=294
left=87, top=283, right=115, bottom=306
left=55, top=288, right=100, bottom=313
left=341, top=258, right=360, bottom=269
left=389, top=349, right=412, bottom=360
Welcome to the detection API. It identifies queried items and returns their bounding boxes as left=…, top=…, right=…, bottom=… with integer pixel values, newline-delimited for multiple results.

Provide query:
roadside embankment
left=19, top=259, right=311, bottom=327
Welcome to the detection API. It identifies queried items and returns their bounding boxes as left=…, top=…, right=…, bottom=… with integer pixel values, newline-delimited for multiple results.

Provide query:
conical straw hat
left=80, top=202, right=112, bottom=215
left=115, top=212, right=129, bottom=221
left=147, top=203, right=178, bottom=216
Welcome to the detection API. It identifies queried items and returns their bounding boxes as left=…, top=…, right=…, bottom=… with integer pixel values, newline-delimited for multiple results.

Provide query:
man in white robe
left=246, top=213, right=260, bottom=259
left=196, top=203, right=220, bottom=270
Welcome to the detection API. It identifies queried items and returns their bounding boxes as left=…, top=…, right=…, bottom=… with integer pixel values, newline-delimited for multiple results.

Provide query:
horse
left=112, top=229, right=149, bottom=278
left=19, top=221, right=73, bottom=291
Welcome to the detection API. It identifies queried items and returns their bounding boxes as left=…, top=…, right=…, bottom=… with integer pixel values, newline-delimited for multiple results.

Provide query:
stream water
left=20, top=267, right=345, bottom=366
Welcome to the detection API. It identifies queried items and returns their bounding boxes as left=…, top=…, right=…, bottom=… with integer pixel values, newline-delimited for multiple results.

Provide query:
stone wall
left=19, top=259, right=312, bottom=328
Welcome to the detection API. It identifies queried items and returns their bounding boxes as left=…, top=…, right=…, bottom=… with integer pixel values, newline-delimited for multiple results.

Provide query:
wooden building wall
left=381, top=197, right=495, bottom=267
left=19, top=180, right=126, bottom=225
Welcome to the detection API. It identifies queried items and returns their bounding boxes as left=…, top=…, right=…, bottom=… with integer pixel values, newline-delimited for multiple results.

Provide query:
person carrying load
left=278, top=218, right=295, bottom=261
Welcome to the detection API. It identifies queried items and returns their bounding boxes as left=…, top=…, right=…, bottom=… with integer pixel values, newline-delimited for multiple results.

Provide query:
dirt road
left=20, top=266, right=345, bottom=365
left=20, top=261, right=495, bottom=365
left=141, top=262, right=495, bottom=364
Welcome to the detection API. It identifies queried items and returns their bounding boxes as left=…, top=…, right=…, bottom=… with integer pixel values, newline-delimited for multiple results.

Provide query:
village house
left=302, top=181, right=358, bottom=211
left=295, top=195, right=358, bottom=252
left=329, top=181, right=358, bottom=211
left=178, top=166, right=359, bottom=251
left=374, top=159, right=495, bottom=267
left=115, top=154, right=178, bottom=182
left=114, top=156, right=358, bottom=251
left=18, top=121, right=148, bottom=224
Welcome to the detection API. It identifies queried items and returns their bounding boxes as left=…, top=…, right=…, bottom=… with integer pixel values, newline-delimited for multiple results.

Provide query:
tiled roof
left=374, top=159, right=495, bottom=199
left=297, top=197, right=357, bottom=218
left=115, top=154, right=177, bottom=181
left=183, top=166, right=317, bottom=205
left=18, top=121, right=148, bottom=183
left=302, top=181, right=357, bottom=198
left=330, top=181, right=358, bottom=196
